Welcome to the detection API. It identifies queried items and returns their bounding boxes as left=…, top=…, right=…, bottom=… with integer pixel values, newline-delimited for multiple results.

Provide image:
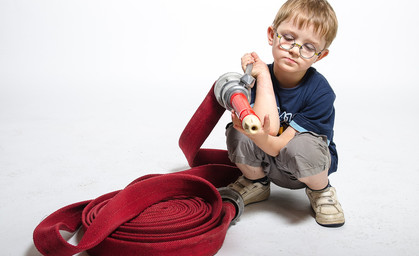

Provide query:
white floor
left=2, top=1, right=419, bottom=255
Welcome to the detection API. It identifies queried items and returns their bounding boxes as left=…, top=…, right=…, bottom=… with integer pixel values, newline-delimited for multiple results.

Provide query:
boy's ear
left=315, top=49, right=329, bottom=62
left=267, top=26, right=275, bottom=46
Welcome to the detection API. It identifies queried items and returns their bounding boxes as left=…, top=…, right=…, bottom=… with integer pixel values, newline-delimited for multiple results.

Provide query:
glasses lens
left=300, top=43, right=316, bottom=59
left=279, top=34, right=294, bottom=50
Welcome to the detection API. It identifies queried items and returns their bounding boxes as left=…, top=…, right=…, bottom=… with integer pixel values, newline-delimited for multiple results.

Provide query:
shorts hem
left=228, top=155, right=262, bottom=168
left=295, top=165, right=329, bottom=179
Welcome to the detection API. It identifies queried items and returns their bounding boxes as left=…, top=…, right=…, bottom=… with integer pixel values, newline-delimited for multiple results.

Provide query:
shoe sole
left=316, top=221, right=345, bottom=228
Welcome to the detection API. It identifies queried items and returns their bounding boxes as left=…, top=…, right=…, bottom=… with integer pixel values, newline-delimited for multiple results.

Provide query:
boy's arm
left=232, top=112, right=295, bottom=157
left=242, top=52, right=279, bottom=135
left=253, top=72, right=280, bottom=136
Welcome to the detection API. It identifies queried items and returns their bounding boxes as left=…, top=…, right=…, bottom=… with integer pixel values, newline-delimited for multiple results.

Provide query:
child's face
left=268, top=18, right=329, bottom=75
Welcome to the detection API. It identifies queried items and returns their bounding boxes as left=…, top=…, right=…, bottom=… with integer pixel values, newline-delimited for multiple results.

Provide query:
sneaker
left=306, top=186, right=345, bottom=227
left=228, top=176, right=270, bottom=206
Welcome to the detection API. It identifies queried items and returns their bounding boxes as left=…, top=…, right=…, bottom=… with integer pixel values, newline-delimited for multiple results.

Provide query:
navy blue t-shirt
left=250, top=63, right=338, bottom=174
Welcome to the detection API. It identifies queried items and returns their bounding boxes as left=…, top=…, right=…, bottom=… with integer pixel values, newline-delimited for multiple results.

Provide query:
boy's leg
left=225, top=125, right=270, bottom=205
left=279, top=132, right=345, bottom=227
left=298, top=169, right=329, bottom=190
left=235, top=163, right=266, bottom=180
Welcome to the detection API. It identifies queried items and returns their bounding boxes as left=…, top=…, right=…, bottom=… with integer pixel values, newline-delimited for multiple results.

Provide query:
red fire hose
left=33, top=84, right=242, bottom=256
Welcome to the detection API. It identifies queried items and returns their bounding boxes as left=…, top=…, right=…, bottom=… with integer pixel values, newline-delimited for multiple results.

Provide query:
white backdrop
left=1, top=0, right=419, bottom=255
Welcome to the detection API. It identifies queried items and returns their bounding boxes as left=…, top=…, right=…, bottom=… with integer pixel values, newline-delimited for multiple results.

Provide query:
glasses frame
left=276, top=33, right=323, bottom=59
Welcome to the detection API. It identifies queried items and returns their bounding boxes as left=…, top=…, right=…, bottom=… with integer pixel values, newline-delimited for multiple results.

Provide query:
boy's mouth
left=284, top=57, right=297, bottom=64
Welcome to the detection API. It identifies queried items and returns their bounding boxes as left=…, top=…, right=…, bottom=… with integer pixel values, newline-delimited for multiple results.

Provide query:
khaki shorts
left=225, top=124, right=331, bottom=189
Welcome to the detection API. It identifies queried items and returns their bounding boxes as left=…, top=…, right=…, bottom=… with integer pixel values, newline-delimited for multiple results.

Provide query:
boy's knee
left=279, top=132, right=331, bottom=178
left=225, top=124, right=263, bottom=166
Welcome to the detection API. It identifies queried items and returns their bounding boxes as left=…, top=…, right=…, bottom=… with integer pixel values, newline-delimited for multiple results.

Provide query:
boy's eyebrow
left=278, top=28, right=295, bottom=36
left=306, top=38, right=321, bottom=48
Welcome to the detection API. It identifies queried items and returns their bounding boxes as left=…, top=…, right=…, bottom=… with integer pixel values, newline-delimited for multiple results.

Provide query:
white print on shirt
left=279, top=109, right=293, bottom=124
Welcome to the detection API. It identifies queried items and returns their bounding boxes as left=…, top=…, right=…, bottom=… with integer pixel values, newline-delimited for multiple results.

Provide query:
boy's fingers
left=243, top=53, right=256, bottom=62
left=251, top=52, right=260, bottom=61
left=242, top=54, right=255, bottom=70
left=231, top=112, right=240, bottom=125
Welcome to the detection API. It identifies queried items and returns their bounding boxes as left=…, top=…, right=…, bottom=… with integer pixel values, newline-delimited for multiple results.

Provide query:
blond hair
left=272, top=0, right=338, bottom=49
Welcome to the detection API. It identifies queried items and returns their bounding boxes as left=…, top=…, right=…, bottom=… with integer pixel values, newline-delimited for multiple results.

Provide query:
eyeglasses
left=276, top=33, right=323, bottom=59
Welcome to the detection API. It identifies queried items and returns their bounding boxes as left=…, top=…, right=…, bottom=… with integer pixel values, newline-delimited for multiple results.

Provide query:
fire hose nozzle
left=242, top=115, right=260, bottom=134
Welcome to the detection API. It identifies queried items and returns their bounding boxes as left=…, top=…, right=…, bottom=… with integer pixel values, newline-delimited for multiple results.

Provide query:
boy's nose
left=289, top=45, right=300, bottom=57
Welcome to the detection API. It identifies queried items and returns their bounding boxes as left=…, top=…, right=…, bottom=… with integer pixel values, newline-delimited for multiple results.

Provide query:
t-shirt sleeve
left=290, top=91, right=335, bottom=142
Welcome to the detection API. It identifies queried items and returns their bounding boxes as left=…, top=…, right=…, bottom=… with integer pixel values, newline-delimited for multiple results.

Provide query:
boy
left=226, top=0, right=344, bottom=227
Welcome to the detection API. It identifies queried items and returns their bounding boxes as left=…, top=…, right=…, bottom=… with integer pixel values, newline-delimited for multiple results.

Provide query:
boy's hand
left=241, top=52, right=269, bottom=78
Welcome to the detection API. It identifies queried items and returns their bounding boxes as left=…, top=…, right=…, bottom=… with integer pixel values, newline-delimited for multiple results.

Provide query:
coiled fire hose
left=33, top=67, right=256, bottom=255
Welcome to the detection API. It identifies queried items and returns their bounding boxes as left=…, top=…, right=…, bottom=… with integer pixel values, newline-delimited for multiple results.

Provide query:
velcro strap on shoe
left=316, top=197, right=337, bottom=206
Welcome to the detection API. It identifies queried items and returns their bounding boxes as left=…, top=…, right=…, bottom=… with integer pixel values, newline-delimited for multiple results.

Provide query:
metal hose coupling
left=217, top=187, right=244, bottom=224
left=214, top=64, right=261, bottom=134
